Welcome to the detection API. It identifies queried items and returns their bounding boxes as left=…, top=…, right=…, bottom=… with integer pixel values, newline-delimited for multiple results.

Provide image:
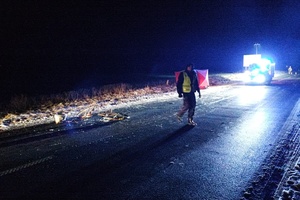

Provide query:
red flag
left=175, top=69, right=209, bottom=89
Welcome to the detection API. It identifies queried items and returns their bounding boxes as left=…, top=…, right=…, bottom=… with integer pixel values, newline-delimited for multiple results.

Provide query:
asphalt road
left=0, top=80, right=299, bottom=200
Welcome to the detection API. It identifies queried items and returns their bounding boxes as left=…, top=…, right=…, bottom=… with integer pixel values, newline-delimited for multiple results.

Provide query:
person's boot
left=188, top=118, right=197, bottom=126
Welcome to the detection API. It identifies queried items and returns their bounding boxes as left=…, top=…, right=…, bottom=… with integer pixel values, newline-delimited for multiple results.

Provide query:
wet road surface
left=0, top=81, right=299, bottom=199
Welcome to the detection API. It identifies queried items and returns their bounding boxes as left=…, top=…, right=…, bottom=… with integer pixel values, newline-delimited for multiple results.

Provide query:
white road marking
left=0, top=156, right=53, bottom=177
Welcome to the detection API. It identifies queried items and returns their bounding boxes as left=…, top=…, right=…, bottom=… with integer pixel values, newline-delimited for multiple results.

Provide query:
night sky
left=1, top=0, right=300, bottom=100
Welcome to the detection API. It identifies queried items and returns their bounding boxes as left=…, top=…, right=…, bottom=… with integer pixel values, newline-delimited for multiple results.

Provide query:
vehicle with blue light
left=243, top=54, right=275, bottom=84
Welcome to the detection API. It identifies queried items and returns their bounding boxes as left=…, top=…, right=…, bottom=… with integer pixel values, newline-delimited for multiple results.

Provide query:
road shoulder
left=274, top=99, right=300, bottom=199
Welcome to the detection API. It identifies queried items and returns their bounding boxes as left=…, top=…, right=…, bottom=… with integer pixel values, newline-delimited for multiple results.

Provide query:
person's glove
left=198, top=93, right=201, bottom=98
left=178, top=93, right=183, bottom=98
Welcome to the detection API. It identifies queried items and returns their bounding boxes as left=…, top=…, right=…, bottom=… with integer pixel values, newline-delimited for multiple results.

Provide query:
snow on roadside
left=277, top=149, right=300, bottom=200
left=0, top=73, right=237, bottom=132
left=0, top=87, right=176, bottom=132
left=273, top=101, right=300, bottom=200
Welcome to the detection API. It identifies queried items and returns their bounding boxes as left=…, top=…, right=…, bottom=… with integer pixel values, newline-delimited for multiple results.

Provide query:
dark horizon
left=1, top=1, right=300, bottom=101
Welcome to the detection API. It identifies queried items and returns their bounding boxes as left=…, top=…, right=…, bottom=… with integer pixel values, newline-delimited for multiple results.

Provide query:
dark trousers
left=177, top=92, right=196, bottom=119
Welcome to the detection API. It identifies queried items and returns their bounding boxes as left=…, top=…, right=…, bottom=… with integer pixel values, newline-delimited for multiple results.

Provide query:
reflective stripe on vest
left=182, top=72, right=191, bottom=93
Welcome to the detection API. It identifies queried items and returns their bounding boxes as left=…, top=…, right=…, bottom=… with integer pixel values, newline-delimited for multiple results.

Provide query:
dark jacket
left=177, top=69, right=200, bottom=95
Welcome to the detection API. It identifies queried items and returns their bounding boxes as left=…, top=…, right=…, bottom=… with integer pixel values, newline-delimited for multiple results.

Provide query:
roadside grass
left=1, top=71, right=295, bottom=118
left=0, top=80, right=176, bottom=119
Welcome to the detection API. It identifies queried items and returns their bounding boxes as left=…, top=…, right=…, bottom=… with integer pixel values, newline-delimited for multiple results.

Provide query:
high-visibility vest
left=182, top=72, right=191, bottom=93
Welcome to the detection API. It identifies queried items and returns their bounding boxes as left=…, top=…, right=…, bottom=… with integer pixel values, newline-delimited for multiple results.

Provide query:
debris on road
left=98, top=111, right=130, bottom=122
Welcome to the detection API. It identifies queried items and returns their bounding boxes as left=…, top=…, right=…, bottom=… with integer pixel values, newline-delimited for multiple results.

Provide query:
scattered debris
left=98, top=111, right=130, bottom=122
left=54, top=114, right=67, bottom=124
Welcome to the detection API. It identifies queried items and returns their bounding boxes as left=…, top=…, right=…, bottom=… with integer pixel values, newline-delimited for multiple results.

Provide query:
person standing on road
left=176, top=64, right=201, bottom=126
left=288, top=66, right=293, bottom=74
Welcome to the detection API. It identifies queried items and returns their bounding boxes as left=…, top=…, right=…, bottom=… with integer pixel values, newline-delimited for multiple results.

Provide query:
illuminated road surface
left=0, top=82, right=299, bottom=199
